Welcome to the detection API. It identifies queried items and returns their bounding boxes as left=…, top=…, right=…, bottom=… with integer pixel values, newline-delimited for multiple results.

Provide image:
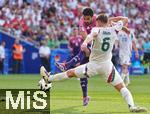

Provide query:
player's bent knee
left=67, top=69, right=76, bottom=78
left=114, top=83, right=125, bottom=92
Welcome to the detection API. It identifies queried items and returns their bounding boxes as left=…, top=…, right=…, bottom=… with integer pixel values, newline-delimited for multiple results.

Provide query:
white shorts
left=119, top=54, right=131, bottom=65
left=74, top=60, right=123, bottom=86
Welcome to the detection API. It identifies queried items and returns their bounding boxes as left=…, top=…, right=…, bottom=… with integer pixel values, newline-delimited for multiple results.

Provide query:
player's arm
left=84, top=32, right=97, bottom=44
left=130, top=31, right=139, bottom=58
left=109, top=16, right=128, bottom=26
left=81, top=32, right=97, bottom=51
left=132, top=41, right=139, bottom=58
left=122, top=26, right=130, bottom=34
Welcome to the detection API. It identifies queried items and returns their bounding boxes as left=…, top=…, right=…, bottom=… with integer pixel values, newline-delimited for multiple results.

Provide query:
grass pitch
left=0, top=74, right=150, bottom=114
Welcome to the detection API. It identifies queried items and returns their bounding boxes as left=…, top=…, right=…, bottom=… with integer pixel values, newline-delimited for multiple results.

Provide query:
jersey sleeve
left=90, top=27, right=100, bottom=35
left=84, top=27, right=99, bottom=43
left=85, top=27, right=99, bottom=39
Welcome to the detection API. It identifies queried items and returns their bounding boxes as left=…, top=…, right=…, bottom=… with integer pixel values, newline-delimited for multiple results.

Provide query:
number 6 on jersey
left=101, top=37, right=110, bottom=51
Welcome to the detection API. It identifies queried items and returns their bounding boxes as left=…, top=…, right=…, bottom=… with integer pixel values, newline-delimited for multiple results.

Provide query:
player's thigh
left=74, top=62, right=100, bottom=78
left=86, top=62, right=101, bottom=77
left=74, top=64, right=87, bottom=78
left=100, top=61, right=124, bottom=86
left=109, top=67, right=124, bottom=86
left=86, top=61, right=114, bottom=80
left=99, top=61, right=114, bottom=81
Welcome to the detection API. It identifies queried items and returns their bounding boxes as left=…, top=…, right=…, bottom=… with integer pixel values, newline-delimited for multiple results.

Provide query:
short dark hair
left=97, top=11, right=106, bottom=15
left=96, top=14, right=108, bottom=23
left=82, top=7, right=94, bottom=17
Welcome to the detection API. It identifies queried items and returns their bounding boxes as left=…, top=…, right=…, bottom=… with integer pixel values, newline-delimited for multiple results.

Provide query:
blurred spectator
left=0, top=0, right=149, bottom=51
left=12, top=39, right=24, bottom=74
left=0, top=0, right=5, bottom=7
left=0, top=0, right=149, bottom=75
left=39, top=40, right=51, bottom=72
left=47, top=35, right=59, bottom=49
left=68, top=27, right=83, bottom=56
left=0, top=41, right=5, bottom=74
left=136, top=38, right=144, bottom=51
left=142, top=38, right=150, bottom=73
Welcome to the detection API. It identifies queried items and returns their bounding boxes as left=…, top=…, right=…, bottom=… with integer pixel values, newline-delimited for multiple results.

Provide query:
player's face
left=83, top=16, right=92, bottom=25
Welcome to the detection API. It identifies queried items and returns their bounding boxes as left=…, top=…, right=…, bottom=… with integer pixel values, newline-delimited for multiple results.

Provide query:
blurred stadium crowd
left=0, top=0, right=149, bottom=49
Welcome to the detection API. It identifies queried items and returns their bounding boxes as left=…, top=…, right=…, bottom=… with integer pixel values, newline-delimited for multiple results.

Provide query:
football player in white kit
left=117, top=29, right=139, bottom=86
left=40, top=14, right=146, bottom=112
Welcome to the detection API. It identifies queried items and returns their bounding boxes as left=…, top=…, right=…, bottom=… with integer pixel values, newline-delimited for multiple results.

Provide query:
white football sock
left=48, top=72, right=69, bottom=82
left=120, top=87, right=134, bottom=108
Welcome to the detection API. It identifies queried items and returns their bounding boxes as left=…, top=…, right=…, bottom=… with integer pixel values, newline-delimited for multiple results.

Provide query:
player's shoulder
left=91, top=27, right=100, bottom=33
left=78, top=16, right=84, bottom=26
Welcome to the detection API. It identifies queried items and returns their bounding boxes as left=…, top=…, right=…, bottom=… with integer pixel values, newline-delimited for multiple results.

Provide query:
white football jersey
left=117, top=30, right=135, bottom=56
left=89, top=26, right=118, bottom=62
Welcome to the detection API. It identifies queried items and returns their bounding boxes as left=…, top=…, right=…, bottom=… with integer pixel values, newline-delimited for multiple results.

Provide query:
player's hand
left=81, top=43, right=87, bottom=51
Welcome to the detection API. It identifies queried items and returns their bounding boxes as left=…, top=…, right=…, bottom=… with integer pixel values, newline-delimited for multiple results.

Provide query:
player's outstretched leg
left=40, top=64, right=87, bottom=83
left=40, top=66, right=51, bottom=84
left=40, top=66, right=69, bottom=83
left=108, top=66, right=147, bottom=112
left=121, top=64, right=130, bottom=86
left=115, top=83, right=147, bottom=112
left=39, top=66, right=52, bottom=91
left=55, top=50, right=87, bottom=71
left=112, top=81, right=147, bottom=112
left=40, top=65, right=90, bottom=105
left=80, top=78, right=90, bottom=106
